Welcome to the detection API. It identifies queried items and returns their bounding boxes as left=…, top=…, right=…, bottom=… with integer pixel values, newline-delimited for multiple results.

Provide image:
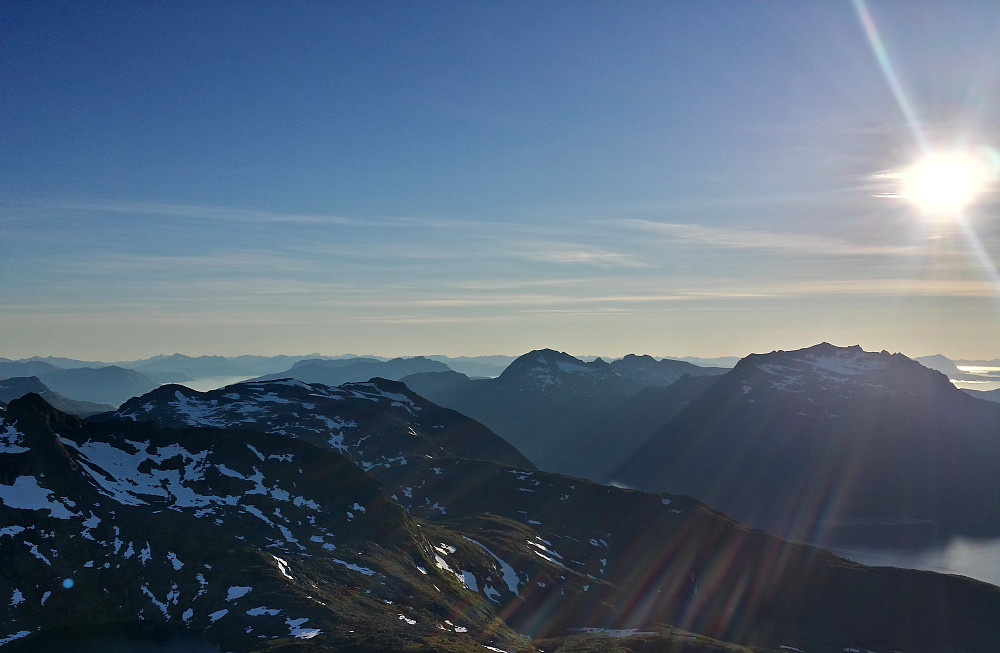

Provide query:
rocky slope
left=0, top=394, right=520, bottom=652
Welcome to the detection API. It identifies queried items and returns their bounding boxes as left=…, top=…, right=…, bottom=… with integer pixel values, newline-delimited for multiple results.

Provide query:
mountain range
left=403, top=349, right=728, bottom=481
left=407, top=344, right=1000, bottom=551
left=250, top=356, right=452, bottom=387
left=4, top=379, right=999, bottom=652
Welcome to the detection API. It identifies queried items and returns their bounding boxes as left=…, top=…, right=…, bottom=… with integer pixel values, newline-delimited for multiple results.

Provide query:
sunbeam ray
left=852, top=0, right=929, bottom=153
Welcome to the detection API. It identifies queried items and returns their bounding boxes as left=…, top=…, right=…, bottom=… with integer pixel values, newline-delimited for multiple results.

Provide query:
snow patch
left=333, top=558, right=376, bottom=576
left=463, top=537, right=521, bottom=594
left=0, top=476, right=78, bottom=519
left=272, top=555, right=294, bottom=580
left=227, top=586, right=253, bottom=601
left=0, top=631, right=32, bottom=646
left=0, top=424, right=28, bottom=454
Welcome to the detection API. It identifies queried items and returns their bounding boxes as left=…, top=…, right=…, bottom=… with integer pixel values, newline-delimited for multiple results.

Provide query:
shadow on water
left=818, top=531, right=1000, bottom=588
left=7, top=623, right=220, bottom=653
left=817, top=519, right=954, bottom=550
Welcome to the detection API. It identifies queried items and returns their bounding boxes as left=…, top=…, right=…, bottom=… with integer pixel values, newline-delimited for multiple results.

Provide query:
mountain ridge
left=403, top=348, right=728, bottom=481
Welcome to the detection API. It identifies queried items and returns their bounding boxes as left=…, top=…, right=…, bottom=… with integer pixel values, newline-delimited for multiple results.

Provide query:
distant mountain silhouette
left=35, top=365, right=159, bottom=407
left=423, top=355, right=515, bottom=378
left=122, top=353, right=335, bottom=379
left=251, top=356, right=451, bottom=386
left=0, top=359, right=60, bottom=379
left=964, top=387, right=1000, bottom=403
left=915, top=353, right=998, bottom=381
left=0, top=376, right=115, bottom=416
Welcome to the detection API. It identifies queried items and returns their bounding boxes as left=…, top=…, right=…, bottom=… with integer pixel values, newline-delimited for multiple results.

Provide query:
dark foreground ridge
left=2, top=387, right=999, bottom=652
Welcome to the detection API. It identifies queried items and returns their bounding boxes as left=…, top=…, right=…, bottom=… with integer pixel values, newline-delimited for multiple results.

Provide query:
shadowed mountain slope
left=0, top=360, right=60, bottom=379
left=615, top=343, right=1000, bottom=546
left=0, top=376, right=115, bottom=416
left=403, top=349, right=726, bottom=480
left=33, top=365, right=159, bottom=407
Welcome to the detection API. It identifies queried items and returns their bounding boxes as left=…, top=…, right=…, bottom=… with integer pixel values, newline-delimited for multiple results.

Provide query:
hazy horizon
left=3, top=342, right=999, bottom=366
left=3, top=2, right=1000, bottom=362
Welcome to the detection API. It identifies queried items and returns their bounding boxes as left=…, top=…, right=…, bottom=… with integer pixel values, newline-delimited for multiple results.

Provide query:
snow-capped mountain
left=494, top=349, right=625, bottom=392
left=4, top=388, right=1000, bottom=652
left=0, top=394, right=521, bottom=652
left=615, top=343, right=1000, bottom=546
left=114, top=377, right=533, bottom=471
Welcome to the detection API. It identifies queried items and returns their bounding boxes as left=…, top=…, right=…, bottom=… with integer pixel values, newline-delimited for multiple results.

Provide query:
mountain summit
left=495, top=349, right=620, bottom=391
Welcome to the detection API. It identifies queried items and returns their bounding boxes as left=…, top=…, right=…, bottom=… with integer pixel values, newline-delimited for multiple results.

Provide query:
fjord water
left=952, top=365, right=1000, bottom=392
left=180, top=375, right=254, bottom=391
left=830, top=366, right=1000, bottom=586
left=831, top=536, right=1000, bottom=587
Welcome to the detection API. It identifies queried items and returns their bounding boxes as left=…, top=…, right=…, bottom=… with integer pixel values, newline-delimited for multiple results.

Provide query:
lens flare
left=902, top=151, right=992, bottom=216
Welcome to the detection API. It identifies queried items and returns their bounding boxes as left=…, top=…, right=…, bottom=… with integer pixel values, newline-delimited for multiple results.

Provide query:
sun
left=901, top=151, right=991, bottom=216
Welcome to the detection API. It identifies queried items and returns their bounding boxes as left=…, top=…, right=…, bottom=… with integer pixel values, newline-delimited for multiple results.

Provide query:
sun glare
left=902, top=151, right=991, bottom=216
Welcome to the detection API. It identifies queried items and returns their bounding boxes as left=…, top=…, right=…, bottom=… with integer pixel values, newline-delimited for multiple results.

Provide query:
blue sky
left=3, top=1, right=1000, bottom=360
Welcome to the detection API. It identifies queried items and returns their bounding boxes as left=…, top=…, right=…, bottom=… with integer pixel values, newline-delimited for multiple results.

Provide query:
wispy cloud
left=7, top=198, right=361, bottom=226
left=7, top=197, right=575, bottom=236
left=620, top=219, right=917, bottom=256
left=5, top=197, right=493, bottom=230
left=763, top=277, right=1000, bottom=298
left=518, top=243, right=652, bottom=268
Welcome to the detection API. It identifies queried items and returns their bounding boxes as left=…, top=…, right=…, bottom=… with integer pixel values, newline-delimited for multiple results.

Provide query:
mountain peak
left=498, top=349, right=617, bottom=389
left=731, top=342, right=956, bottom=402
